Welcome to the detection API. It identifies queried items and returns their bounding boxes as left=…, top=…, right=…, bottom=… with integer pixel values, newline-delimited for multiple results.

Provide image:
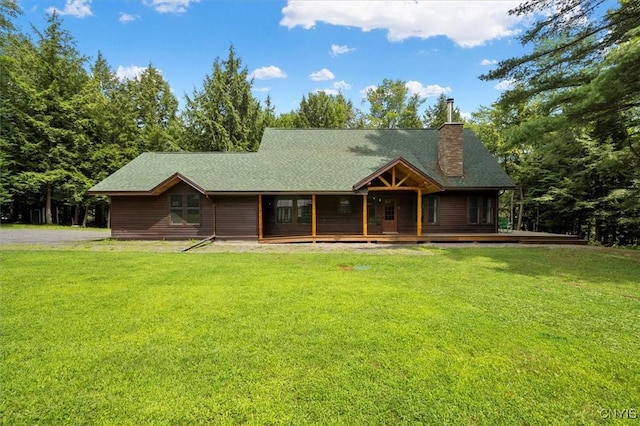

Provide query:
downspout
left=212, top=199, right=217, bottom=237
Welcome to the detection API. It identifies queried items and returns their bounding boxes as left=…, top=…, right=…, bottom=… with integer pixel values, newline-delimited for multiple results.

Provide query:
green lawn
left=1, top=246, right=639, bottom=424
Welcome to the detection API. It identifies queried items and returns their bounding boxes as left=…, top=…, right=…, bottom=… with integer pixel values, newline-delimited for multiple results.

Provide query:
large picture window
left=468, top=196, right=493, bottom=225
left=170, top=194, right=200, bottom=225
left=276, top=197, right=312, bottom=224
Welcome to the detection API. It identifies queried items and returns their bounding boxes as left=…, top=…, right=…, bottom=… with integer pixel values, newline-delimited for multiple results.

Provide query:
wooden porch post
left=312, top=194, right=317, bottom=237
left=417, top=189, right=422, bottom=236
left=258, top=194, right=263, bottom=240
left=362, top=194, right=368, bottom=236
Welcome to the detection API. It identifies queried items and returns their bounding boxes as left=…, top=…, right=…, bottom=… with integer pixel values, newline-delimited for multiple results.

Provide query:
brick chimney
left=438, top=98, right=463, bottom=177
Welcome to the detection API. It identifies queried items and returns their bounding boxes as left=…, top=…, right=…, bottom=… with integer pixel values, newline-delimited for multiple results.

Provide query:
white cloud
left=333, top=80, right=351, bottom=91
left=318, top=88, right=340, bottom=96
left=330, top=44, right=355, bottom=56
left=46, top=0, right=92, bottom=18
left=281, top=0, right=522, bottom=47
left=144, top=0, right=200, bottom=13
left=309, top=68, right=335, bottom=81
left=252, top=87, right=271, bottom=93
left=119, top=13, right=137, bottom=23
left=481, top=58, right=498, bottom=66
left=405, top=81, right=451, bottom=98
left=494, top=78, right=516, bottom=91
left=249, top=66, right=287, bottom=80
left=116, top=65, right=146, bottom=80
left=316, top=80, right=351, bottom=96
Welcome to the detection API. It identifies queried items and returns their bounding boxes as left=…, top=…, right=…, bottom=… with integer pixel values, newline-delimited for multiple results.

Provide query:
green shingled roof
left=89, top=128, right=514, bottom=194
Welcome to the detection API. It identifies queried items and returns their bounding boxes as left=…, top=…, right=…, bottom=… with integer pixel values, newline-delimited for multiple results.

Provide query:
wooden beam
left=378, top=175, right=392, bottom=187
left=312, top=194, right=317, bottom=237
left=417, top=189, right=422, bottom=236
left=258, top=194, right=263, bottom=240
left=396, top=174, right=410, bottom=187
left=368, top=186, right=423, bottom=191
left=362, top=194, right=368, bottom=236
left=392, top=167, right=396, bottom=186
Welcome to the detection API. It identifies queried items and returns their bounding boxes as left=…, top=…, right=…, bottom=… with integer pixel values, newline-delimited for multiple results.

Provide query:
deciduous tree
left=364, top=79, right=424, bottom=129
left=295, top=91, right=356, bottom=128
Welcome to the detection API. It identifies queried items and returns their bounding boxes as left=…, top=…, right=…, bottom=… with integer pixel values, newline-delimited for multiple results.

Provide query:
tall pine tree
left=182, top=45, right=262, bottom=151
left=10, top=13, right=89, bottom=224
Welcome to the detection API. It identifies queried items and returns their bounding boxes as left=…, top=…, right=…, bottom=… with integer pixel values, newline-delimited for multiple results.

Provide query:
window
left=367, top=198, right=377, bottom=225
left=468, top=196, right=494, bottom=225
left=276, top=197, right=313, bottom=224
left=297, top=199, right=312, bottom=224
left=339, top=198, right=351, bottom=214
left=425, top=195, right=439, bottom=224
left=170, top=194, right=200, bottom=225
left=276, top=199, right=293, bottom=224
left=384, top=201, right=395, bottom=221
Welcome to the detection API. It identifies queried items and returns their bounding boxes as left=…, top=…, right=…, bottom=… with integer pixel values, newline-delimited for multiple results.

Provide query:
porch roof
left=89, top=128, right=514, bottom=194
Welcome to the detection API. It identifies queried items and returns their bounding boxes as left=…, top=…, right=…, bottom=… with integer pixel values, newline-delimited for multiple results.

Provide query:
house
left=89, top=119, right=514, bottom=242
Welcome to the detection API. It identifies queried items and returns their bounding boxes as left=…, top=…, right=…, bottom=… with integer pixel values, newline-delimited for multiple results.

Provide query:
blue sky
left=15, top=0, right=533, bottom=116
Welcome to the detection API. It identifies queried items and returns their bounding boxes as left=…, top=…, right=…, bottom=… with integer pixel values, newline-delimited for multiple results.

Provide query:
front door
left=382, top=198, right=398, bottom=233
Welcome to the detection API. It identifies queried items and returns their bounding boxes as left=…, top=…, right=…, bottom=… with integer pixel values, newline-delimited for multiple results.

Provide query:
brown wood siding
left=110, top=189, right=498, bottom=240
left=397, top=193, right=417, bottom=234
left=316, top=195, right=363, bottom=234
left=424, top=191, right=497, bottom=233
left=110, top=182, right=213, bottom=240
left=214, top=196, right=258, bottom=239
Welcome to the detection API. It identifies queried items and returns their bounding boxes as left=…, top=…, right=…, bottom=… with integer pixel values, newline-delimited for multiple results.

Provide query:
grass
left=1, top=246, right=639, bottom=424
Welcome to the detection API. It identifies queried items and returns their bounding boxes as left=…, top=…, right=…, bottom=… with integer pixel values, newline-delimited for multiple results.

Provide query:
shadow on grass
left=436, top=245, right=640, bottom=287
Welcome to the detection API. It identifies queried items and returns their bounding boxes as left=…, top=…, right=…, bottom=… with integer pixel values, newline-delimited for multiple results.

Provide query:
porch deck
left=260, top=231, right=587, bottom=245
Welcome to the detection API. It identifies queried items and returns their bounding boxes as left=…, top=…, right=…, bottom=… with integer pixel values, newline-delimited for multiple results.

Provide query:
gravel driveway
left=0, top=228, right=110, bottom=245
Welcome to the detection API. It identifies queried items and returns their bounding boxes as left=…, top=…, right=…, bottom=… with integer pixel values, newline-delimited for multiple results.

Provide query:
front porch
left=259, top=160, right=445, bottom=240
left=260, top=231, right=587, bottom=245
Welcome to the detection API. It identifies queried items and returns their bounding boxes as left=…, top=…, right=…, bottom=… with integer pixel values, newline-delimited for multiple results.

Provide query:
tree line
left=0, top=2, right=457, bottom=227
left=1, top=0, right=638, bottom=245
left=469, top=0, right=640, bottom=246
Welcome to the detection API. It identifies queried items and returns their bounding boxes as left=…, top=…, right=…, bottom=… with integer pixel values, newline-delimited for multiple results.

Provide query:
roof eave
left=442, top=185, right=516, bottom=191
left=149, top=173, right=206, bottom=195
left=87, top=190, right=155, bottom=196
